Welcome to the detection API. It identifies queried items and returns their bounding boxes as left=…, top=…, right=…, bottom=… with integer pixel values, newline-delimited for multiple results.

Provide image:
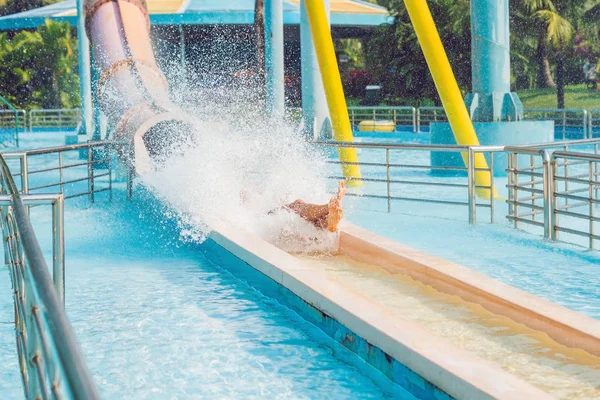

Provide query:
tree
left=365, top=0, right=471, bottom=105
left=0, top=0, right=57, bottom=16
left=0, top=20, right=79, bottom=109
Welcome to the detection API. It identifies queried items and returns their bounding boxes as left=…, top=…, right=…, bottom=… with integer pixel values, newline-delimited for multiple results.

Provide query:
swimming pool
left=320, top=135, right=600, bottom=320
left=2, top=131, right=599, bottom=398
left=0, top=187, right=414, bottom=398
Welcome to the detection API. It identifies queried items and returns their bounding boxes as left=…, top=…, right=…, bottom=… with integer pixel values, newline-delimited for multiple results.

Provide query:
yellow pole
left=403, top=0, right=498, bottom=199
left=303, top=0, right=362, bottom=187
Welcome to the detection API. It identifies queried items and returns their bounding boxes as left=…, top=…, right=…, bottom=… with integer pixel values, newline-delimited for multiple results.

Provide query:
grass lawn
left=516, top=84, right=600, bottom=110
left=347, top=84, right=600, bottom=110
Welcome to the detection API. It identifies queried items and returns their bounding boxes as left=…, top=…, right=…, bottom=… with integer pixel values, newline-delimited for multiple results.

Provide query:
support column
left=300, top=0, right=329, bottom=139
left=464, top=0, right=522, bottom=122
left=429, top=0, right=554, bottom=177
left=76, top=0, right=93, bottom=136
left=265, top=0, right=285, bottom=117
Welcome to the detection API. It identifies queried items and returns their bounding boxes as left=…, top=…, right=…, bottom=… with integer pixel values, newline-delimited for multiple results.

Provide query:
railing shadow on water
left=0, top=150, right=99, bottom=399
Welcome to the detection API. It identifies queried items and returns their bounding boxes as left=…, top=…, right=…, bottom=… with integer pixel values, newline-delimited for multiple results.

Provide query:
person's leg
left=326, top=181, right=346, bottom=232
left=284, top=181, right=346, bottom=231
left=285, top=200, right=329, bottom=221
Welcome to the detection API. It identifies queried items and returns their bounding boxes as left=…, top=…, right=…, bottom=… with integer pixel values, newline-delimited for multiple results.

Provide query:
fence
left=522, top=108, right=588, bottom=139
left=505, top=139, right=600, bottom=249
left=288, top=106, right=598, bottom=137
left=416, top=107, right=447, bottom=132
left=4, top=141, right=119, bottom=202
left=551, top=151, right=600, bottom=249
left=590, top=109, right=600, bottom=138
left=0, top=153, right=99, bottom=399
left=348, top=107, right=417, bottom=132
left=0, top=109, right=25, bottom=146
left=29, top=109, right=80, bottom=132
left=316, top=141, right=499, bottom=224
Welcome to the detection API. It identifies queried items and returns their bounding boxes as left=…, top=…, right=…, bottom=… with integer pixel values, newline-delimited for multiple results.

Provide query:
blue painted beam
left=76, top=0, right=92, bottom=136
left=265, top=0, right=285, bottom=117
left=464, top=0, right=523, bottom=122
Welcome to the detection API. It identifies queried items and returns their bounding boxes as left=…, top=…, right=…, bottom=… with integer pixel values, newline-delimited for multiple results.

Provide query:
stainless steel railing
left=505, top=139, right=600, bottom=249
left=29, top=109, right=80, bottom=132
left=0, top=109, right=26, bottom=146
left=522, top=108, right=588, bottom=139
left=590, top=109, right=600, bottom=138
left=416, top=106, right=447, bottom=132
left=315, top=141, right=501, bottom=224
left=505, top=147, right=553, bottom=238
left=551, top=151, right=600, bottom=249
left=288, top=106, right=597, bottom=138
left=348, top=106, right=417, bottom=132
left=0, top=153, right=99, bottom=399
left=4, top=141, right=120, bottom=201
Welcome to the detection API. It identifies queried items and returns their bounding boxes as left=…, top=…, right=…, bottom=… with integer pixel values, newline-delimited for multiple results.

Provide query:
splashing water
left=141, top=109, right=340, bottom=253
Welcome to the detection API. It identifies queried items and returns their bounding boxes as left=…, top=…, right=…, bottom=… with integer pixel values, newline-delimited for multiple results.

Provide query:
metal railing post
left=589, top=161, right=595, bottom=249
left=490, top=152, right=495, bottom=223
left=562, top=111, right=566, bottom=140
left=58, top=152, right=64, bottom=193
left=416, top=108, right=421, bottom=132
left=595, top=144, right=599, bottom=201
left=88, top=148, right=94, bottom=203
left=550, top=156, right=558, bottom=241
left=386, top=148, right=391, bottom=212
left=412, top=107, right=417, bottom=132
left=19, top=154, right=29, bottom=195
left=467, top=148, right=476, bottom=224
left=583, top=110, right=588, bottom=139
left=51, top=196, right=65, bottom=306
left=507, top=152, right=518, bottom=228
left=541, top=150, right=552, bottom=240
left=530, top=154, right=536, bottom=222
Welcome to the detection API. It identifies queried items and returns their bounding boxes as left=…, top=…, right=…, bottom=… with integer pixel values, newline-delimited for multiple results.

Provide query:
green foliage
left=0, top=19, right=79, bottom=109
left=362, top=0, right=600, bottom=104
left=0, top=0, right=58, bottom=17
left=365, top=0, right=471, bottom=105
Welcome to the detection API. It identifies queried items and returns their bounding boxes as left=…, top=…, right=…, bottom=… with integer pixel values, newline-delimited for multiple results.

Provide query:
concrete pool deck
left=210, top=224, right=556, bottom=399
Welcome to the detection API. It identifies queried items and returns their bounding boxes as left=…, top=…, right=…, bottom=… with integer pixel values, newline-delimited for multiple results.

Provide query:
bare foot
left=327, top=181, right=346, bottom=232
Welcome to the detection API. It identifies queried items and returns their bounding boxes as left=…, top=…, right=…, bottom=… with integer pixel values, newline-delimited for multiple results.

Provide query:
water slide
left=81, top=1, right=600, bottom=397
left=84, top=0, right=193, bottom=175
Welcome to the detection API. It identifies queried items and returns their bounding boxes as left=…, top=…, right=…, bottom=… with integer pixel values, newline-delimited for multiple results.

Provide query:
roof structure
left=0, top=0, right=392, bottom=31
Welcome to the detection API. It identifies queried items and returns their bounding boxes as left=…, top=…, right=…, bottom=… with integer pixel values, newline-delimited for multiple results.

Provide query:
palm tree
left=516, top=0, right=569, bottom=89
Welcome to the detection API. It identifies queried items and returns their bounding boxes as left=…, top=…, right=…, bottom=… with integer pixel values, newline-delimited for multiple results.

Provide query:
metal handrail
left=551, top=150, right=600, bottom=248
left=347, top=106, right=417, bottom=132
left=29, top=108, right=80, bottom=132
left=315, top=140, right=501, bottom=223
left=0, top=154, right=99, bottom=399
left=589, top=109, right=600, bottom=138
left=4, top=141, right=122, bottom=202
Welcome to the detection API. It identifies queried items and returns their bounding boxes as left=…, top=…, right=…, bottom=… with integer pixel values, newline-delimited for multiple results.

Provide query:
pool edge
left=208, top=226, right=553, bottom=400
left=339, top=222, right=600, bottom=358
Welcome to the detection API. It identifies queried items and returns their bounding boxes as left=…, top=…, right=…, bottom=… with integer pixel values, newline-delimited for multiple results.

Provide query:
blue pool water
left=0, top=132, right=418, bottom=398
left=0, top=194, right=413, bottom=398
left=1, top=130, right=599, bottom=398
